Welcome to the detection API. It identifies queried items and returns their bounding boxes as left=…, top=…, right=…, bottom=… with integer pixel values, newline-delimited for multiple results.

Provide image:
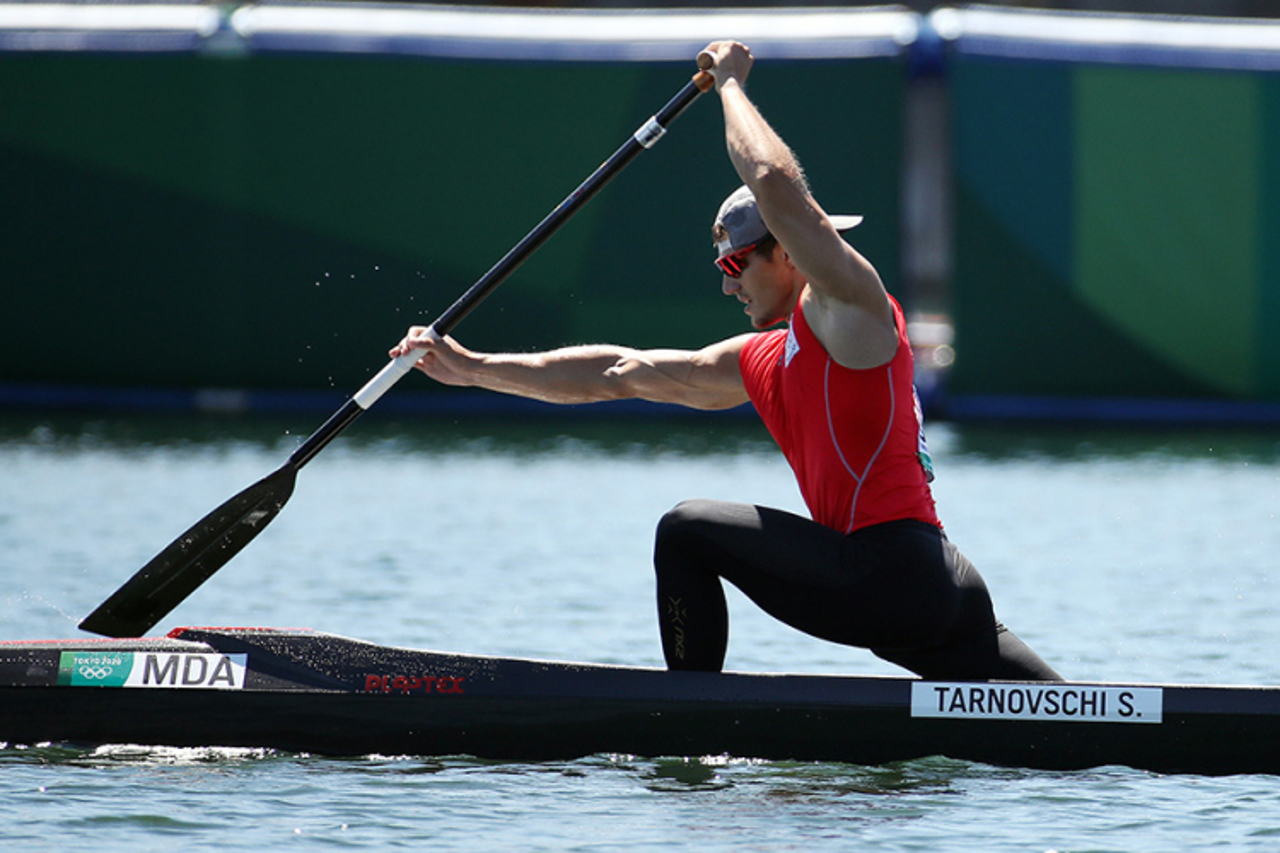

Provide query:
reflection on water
left=5, top=410, right=1280, bottom=464
left=1, top=738, right=1267, bottom=853
left=941, top=421, right=1280, bottom=464
left=0, top=411, right=778, bottom=459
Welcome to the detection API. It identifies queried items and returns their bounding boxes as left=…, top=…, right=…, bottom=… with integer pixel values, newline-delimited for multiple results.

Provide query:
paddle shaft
left=288, top=71, right=713, bottom=471
left=79, top=68, right=713, bottom=637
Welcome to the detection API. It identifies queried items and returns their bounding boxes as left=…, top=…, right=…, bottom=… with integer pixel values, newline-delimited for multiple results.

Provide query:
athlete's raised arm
left=700, top=40, right=898, bottom=369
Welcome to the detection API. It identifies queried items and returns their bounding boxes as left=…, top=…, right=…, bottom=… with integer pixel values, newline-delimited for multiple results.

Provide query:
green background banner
left=950, top=57, right=1280, bottom=402
left=12, top=4, right=1280, bottom=414
left=2, top=51, right=904, bottom=394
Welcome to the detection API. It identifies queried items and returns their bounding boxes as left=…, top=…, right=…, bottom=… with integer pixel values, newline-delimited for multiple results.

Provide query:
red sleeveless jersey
left=739, top=296, right=940, bottom=534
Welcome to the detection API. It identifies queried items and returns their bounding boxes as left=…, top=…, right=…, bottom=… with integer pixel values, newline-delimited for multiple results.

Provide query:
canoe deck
left=2, top=626, right=1278, bottom=775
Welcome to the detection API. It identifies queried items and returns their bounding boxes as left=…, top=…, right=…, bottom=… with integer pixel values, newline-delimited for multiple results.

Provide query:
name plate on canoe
left=911, top=682, right=1163, bottom=724
left=57, top=651, right=248, bottom=690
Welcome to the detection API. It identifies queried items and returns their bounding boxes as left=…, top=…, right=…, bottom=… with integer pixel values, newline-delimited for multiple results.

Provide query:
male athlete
left=391, top=41, right=1061, bottom=681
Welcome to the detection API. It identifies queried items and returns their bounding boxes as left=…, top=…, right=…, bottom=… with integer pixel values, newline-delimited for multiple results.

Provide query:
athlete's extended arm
left=389, top=329, right=752, bottom=411
left=701, top=41, right=897, bottom=368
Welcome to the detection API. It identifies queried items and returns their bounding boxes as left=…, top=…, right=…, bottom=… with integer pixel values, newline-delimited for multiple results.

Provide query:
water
left=2, top=411, right=1279, bottom=851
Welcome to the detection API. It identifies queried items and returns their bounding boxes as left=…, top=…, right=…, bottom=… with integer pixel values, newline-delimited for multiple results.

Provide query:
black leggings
left=653, top=499, right=1061, bottom=681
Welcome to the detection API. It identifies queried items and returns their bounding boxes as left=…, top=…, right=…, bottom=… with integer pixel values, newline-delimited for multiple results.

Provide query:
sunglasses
left=714, top=240, right=764, bottom=278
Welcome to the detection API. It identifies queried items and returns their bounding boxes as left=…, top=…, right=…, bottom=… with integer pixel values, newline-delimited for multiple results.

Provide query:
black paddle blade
left=78, top=465, right=298, bottom=637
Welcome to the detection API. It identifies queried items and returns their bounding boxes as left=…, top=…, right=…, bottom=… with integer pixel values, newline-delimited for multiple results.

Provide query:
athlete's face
left=720, top=244, right=798, bottom=329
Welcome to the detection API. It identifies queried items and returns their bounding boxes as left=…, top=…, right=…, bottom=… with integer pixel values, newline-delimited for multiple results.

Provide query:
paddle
left=80, top=65, right=715, bottom=638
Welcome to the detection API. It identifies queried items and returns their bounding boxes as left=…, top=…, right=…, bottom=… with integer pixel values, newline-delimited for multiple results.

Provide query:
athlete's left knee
left=654, top=499, right=719, bottom=556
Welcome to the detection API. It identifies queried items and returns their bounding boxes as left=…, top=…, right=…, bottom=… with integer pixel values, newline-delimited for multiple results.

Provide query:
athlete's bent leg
left=870, top=537, right=1062, bottom=681
left=652, top=501, right=731, bottom=670
left=652, top=498, right=1062, bottom=681
left=652, top=498, right=846, bottom=671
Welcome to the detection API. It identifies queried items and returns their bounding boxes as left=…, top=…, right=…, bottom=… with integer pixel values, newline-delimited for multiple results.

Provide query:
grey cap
left=713, top=185, right=863, bottom=260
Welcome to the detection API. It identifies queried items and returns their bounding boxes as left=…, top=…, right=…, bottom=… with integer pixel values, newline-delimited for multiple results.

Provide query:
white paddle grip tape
left=353, top=327, right=442, bottom=410
left=633, top=116, right=666, bottom=149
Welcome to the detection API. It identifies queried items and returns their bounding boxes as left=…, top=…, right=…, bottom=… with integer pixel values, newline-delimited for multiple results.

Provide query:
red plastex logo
left=364, top=674, right=466, bottom=695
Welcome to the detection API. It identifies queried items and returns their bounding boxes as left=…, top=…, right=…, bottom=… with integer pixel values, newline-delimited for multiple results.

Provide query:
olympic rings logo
left=76, top=665, right=119, bottom=680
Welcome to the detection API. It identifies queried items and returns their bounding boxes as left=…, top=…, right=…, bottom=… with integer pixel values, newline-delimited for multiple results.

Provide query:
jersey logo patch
left=913, top=387, right=935, bottom=483
left=783, top=326, right=799, bottom=367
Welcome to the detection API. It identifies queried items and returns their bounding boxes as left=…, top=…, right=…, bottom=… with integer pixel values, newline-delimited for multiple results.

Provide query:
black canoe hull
left=2, top=627, right=1278, bottom=775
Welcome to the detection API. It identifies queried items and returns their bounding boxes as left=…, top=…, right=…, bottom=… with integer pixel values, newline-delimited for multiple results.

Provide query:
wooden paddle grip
left=693, top=51, right=715, bottom=92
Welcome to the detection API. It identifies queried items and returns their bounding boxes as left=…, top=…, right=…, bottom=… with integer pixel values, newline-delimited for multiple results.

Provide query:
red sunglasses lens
left=716, top=255, right=745, bottom=277
left=715, top=244, right=755, bottom=278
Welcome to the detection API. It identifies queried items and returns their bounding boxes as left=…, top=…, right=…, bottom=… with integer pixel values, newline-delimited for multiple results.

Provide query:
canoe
left=2, top=626, right=1278, bottom=775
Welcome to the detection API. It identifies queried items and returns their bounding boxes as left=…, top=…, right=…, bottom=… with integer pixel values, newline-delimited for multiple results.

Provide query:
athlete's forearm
left=719, top=78, right=807, bottom=200
left=460, top=345, right=641, bottom=405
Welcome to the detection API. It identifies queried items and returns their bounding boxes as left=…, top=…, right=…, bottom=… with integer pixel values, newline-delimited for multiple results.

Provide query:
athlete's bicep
left=607, top=335, right=751, bottom=410
left=686, top=335, right=754, bottom=409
